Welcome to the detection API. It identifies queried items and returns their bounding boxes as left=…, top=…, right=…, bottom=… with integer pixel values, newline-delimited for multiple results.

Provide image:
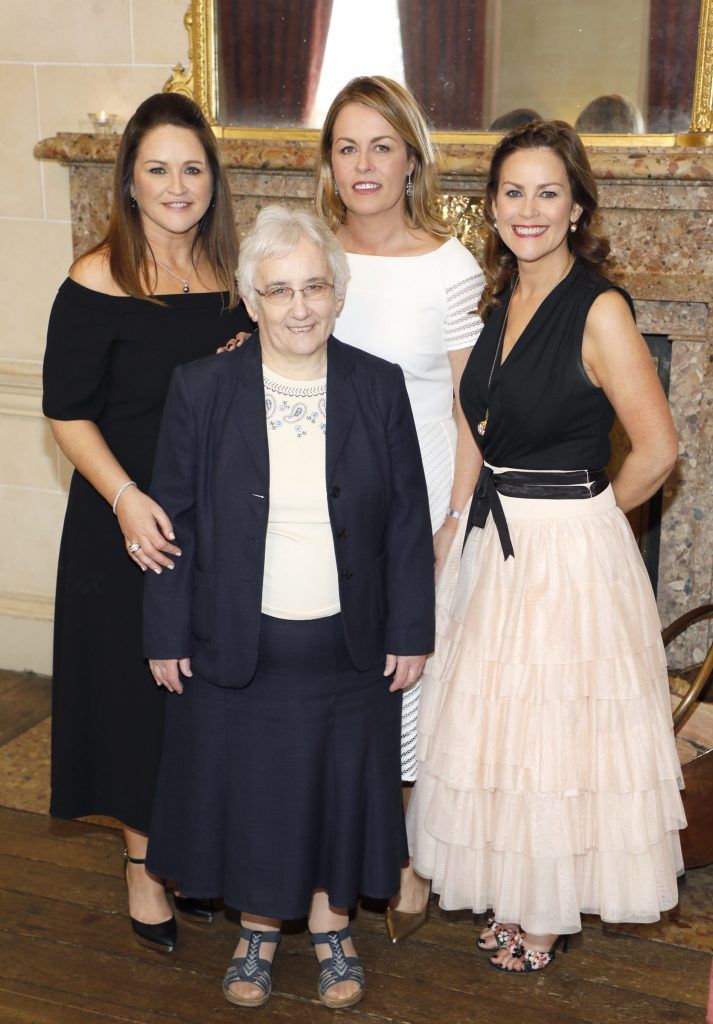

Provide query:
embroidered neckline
left=263, top=366, right=327, bottom=436
left=263, top=374, right=326, bottom=398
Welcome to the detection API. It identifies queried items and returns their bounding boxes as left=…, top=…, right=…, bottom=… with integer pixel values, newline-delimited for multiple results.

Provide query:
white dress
left=335, top=237, right=484, bottom=780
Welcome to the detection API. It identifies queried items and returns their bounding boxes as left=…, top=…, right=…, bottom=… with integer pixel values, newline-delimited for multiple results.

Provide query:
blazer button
left=330, top=486, right=341, bottom=498
left=337, top=528, right=348, bottom=540
left=341, top=569, right=353, bottom=580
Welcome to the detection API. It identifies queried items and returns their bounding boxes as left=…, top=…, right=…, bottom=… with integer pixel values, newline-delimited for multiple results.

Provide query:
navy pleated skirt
left=146, top=613, right=406, bottom=920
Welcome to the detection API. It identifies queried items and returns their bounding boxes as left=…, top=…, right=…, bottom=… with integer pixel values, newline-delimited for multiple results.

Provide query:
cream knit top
left=261, top=367, right=340, bottom=620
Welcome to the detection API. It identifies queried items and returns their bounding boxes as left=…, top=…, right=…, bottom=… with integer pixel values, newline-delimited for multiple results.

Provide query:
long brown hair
left=88, top=92, right=239, bottom=306
left=315, top=76, right=450, bottom=240
left=479, top=120, right=614, bottom=321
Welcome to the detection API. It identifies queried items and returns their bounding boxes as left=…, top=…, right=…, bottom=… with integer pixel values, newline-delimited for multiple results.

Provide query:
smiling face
left=492, top=147, right=582, bottom=268
left=330, top=102, right=414, bottom=223
left=131, top=124, right=213, bottom=240
left=245, top=237, right=344, bottom=378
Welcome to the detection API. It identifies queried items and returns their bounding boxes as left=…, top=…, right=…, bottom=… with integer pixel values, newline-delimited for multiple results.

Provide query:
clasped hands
left=148, top=653, right=426, bottom=695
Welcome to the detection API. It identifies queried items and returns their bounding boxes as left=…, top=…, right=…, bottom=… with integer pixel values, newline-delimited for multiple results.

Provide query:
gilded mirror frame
left=165, top=0, right=713, bottom=146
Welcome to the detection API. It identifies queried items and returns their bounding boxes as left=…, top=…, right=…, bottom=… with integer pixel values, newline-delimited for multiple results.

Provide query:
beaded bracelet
left=112, top=480, right=137, bottom=515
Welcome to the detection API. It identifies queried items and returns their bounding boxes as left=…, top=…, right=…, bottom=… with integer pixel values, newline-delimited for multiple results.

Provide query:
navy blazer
left=143, top=332, right=435, bottom=688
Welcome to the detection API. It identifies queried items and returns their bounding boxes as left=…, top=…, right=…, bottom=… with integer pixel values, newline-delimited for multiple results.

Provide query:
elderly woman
left=143, top=206, right=435, bottom=1008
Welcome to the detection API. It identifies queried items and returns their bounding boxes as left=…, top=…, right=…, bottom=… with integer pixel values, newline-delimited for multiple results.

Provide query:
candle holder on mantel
left=85, top=111, right=119, bottom=134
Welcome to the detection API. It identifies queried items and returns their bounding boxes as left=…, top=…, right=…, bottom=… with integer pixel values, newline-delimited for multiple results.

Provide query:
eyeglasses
left=255, top=282, right=335, bottom=306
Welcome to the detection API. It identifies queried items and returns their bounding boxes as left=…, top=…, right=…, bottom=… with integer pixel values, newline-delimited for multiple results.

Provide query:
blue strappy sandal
left=310, top=926, right=366, bottom=1009
left=222, top=927, right=281, bottom=1007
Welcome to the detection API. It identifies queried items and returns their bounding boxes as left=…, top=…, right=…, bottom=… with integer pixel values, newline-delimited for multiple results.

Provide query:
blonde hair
left=238, top=205, right=349, bottom=308
left=316, top=76, right=450, bottom=239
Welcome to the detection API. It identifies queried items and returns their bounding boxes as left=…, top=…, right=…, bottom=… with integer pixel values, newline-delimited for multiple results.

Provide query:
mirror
left=167, top=0, right=713, bottom=140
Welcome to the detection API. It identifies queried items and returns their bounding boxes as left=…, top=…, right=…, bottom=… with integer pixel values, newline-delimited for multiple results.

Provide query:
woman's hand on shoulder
left=69, top=249, right=125, bottom=296
left=116, top=486, right=182, bottom=574
left=216, top=331, right=250, bottom=354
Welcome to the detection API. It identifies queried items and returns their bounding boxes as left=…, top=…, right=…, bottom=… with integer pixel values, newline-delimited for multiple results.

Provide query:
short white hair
left=238, top=205, right=349, bottom=306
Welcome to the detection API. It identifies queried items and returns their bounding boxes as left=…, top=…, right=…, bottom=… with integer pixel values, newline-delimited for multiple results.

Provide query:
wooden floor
left=0, top=670, right=711, bottom=1024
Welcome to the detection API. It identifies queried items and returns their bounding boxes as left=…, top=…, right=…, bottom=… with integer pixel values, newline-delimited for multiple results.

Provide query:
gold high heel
left=385, top=882, right=431, bottom=944
left=385, top=901, right=429, bottom=943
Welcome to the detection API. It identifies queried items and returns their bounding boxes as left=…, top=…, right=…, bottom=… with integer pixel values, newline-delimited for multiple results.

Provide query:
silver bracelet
left=112, top=480, right=137, bottom=515
left=445, top=507, right=463, bottom=521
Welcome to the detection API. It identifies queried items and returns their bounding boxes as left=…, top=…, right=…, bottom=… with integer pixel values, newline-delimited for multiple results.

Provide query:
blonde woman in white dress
left=315, top=76, right=484, bottom=939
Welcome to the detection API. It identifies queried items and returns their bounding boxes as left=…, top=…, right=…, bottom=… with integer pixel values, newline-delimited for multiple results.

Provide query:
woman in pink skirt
left=407, top=120, right=685, bottom=973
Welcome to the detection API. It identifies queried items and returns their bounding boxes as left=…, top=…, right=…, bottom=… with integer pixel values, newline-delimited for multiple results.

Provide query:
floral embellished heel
left=490, top=933, right=570, bottom=974
left=476, top=916, right=522, bottom=953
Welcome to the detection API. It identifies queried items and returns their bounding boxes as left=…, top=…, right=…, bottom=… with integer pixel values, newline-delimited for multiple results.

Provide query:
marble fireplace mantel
left=34, top=133, right=713, bottom=664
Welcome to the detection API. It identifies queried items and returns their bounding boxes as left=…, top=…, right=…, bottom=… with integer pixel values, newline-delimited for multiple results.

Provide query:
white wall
left=0, top=0, right=189, bottom=672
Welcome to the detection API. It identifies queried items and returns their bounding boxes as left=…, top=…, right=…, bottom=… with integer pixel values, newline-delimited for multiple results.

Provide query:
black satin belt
left=464, top=466, right=609, bottom=561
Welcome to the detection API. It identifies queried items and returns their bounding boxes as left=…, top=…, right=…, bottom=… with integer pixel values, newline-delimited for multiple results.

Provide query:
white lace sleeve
left=445, top=269, right=485, bottom=351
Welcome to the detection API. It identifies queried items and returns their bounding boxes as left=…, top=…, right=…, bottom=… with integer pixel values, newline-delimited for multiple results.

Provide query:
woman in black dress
left=408, top=120, right=685, bottom=972
left=43, top=92, right=252, bottom=951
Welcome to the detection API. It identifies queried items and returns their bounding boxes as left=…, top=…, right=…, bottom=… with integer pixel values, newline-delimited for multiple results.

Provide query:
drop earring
left=406, top=171, right=413, bottom=198
left=570, top=221, right=577, bottom=233
left=333, top=180, right=339, bottom=195
left=129, top=186, right=137, bottom=209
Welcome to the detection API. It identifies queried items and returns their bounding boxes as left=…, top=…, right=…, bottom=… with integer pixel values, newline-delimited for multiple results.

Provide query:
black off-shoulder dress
left=43, top=279, right=253, bottom=832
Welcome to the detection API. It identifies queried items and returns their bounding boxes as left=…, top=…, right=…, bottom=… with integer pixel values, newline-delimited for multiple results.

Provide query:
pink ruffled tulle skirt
left=407, top=479, right=686, bottom=935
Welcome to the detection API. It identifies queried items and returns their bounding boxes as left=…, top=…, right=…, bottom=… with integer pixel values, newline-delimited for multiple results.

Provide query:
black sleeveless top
left=460, top=261, right=634, bottom=470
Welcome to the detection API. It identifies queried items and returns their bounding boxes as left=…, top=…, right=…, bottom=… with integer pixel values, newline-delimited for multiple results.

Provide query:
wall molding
left=0, top=590, right=54, bottom=622
left=0, top=360, right=43, bottom=417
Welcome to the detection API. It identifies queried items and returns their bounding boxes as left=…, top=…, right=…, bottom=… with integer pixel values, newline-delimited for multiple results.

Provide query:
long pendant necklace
left=477, top=274, right=517, bottom=437
left=477, top=253, right=574, bottom=437
left=154, top=257, right=194, bottom=293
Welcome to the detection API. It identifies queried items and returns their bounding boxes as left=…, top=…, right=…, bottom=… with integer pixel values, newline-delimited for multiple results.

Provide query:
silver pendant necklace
left=477, top=253, right=574, bottom=437
left=154, top=257, right=193, bottom=293
left=477, top=274, right=518, bottom=437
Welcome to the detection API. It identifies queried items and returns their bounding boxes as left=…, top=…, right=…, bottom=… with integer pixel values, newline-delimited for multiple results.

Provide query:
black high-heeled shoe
left=123, top=849, right=177, bottom=953
left=174, top=893, right=215, bottom=923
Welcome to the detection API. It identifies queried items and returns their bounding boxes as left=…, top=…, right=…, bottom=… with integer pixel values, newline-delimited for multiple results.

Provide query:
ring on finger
left=128, top=542, right=142, bottom=554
